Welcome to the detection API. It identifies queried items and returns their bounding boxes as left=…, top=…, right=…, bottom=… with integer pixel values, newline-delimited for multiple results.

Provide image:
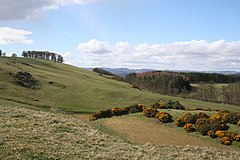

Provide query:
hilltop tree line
left=193, top=82, right=240, bottom=106
left=1, top=49, right=64, bottom=63
left=125, top=71, right=191, bottom=95
left=22, top=51, right=64, bottom=63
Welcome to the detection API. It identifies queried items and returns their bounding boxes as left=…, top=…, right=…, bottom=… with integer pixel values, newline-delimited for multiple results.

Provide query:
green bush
left=184, top=123, right=195, bottom=132
left=155, top=112, right=173, bottom=123
left=226, top=112, right=240, bottom=124
left=195, top=118, right=211, bottom=135
left=89, top=109, right=113, bottom=121
left=112, top=108, right=129, bottom=116
left=175, top=117, right=186, bottom=127
left=183, top=113, right=198, bottom=124
left=124, top=104, right=146, bottom=113
left=143, top=108, right=158, bottom=118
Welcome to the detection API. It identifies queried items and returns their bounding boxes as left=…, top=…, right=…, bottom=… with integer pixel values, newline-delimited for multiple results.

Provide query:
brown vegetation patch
left=12, top=71, right=39, bottom=89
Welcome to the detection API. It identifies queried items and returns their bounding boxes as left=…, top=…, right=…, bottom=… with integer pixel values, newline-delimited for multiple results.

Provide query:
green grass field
left=0, top=57, right=240, bottom=113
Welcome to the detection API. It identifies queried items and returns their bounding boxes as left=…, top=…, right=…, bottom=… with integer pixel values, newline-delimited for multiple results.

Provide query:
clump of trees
left=125, top=71, right=191, bottom=95
left=22, top=51, right=63, bottom=63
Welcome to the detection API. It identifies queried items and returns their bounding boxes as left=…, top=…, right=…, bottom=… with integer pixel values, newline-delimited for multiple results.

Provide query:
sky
left=0, top=0, right=240, bottom=71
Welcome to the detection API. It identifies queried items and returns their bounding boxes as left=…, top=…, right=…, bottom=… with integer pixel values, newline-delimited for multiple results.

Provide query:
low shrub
left=124, top=104, right=146, bottom=113
left=184, top=123, right=195, bottom=132
left=195, top=118, right=211, bottom=136
left=196, top=112, right=210, bottom=119
left=210, top=115, right=226, bottom=124
left=234, top=135, right=240, bottom=142
left=89, top=109, right=113, bottom=121
left=143, top=108, right=158, bottom=118
left=207, top=130, right=217, bottom=138
left=172, top=101, right=185, bottom=110
left=152, top=100, right=185, bottom=110
left=112, top=108, right=129, bottom=116
left=175, top=117, right=186, bottom=127
left=155, top=112, right=173, bottom=123
left=152, top=100, right=166, bottom=109
left=225, top=112, right=240, bottom=124
left=215, top=130, right=225, bottom=138
left=220, top=137, right=232, bottom=145
left=12, top=71, right=39, bottom=89
left=183, top=113, right=198, bottom=124
left=238, top=120, right=240, bottom=127
left=215, top=131, right=237, bottom=141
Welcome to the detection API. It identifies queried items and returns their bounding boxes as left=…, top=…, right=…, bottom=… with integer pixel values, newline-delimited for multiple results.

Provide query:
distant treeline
left=192, top=82, right=240, bottom=106
left=180, top=72, right=240, bottom=83
left=125, top=71, right=191, bottom=95
left=22, top=51, right=64, bottom=63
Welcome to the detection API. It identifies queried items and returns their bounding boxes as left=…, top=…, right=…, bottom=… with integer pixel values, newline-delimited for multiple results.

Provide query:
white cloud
left=76, top=39, right=240, bottom=71
left=0, top=27, right=33, bottom=45
left=0, top=0, right=97, bottom=20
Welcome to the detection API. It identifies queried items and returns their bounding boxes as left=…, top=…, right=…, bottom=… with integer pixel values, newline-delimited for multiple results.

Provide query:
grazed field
left=100, top=115, right=238, bottom=149
left=1, top=105, right=240, bottom=160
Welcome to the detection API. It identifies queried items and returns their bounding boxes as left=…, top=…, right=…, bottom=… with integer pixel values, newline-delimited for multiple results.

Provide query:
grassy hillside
left=0, top=57, right=240, bottom=113
left=2, top=105, right=239, bottom=159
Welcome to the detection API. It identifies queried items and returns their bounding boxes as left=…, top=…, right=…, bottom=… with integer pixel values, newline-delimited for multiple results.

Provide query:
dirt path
left=101, top=115, right=232, bottom=150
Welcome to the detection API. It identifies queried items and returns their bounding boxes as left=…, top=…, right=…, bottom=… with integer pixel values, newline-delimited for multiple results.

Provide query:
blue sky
left=0, top=0, right=240, bottom=71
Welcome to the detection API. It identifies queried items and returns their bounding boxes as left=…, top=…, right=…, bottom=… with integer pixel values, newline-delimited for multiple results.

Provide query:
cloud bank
left=76, top=39, right=240, bottom=71
left=0, top=0, right=96, bottom=20
left=0, top=27, right=33, bottom=45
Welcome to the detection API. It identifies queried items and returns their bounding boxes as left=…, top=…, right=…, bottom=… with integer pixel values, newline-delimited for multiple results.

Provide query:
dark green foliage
left=124, top=104, right=146, bottom=113
left=155, top=112, right=173, bottom=123
left=142, top=108, right=158, bottom=118
left=195, top=118, right=229, bottom=136
left=175, top=117, right=186, bottom=127
left=22, top=50, right=64, bottom=63
left=195, top=118, right=211, bottom=136
left=207, top=130, right=218, bottom=138
left=89, top=109, right=113, bottom=121
left=112, top=108, right=129, bottom=116
left=182, top=72, right=240, bottom=83
left=125, top=71, right=191, bottom=95
left=196, top=112, right=210, bottom=119
left=210, top=121, right=229, bottom=131
left=166, top=100, right=185, bottom=110
left=152, top=100, right=185, bottom=110
left=184, top=123, right=196, bottom=132
left=225, top=112, right=240, bottom=124
left=184, top=113, right=198, bottom=124
left=12, top=71, right=39, bottom=89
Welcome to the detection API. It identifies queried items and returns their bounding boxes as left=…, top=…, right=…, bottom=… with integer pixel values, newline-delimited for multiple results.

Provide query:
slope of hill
left=0, top=57, right=240, bottom=113
left=1, top=105, right=239, bottom=159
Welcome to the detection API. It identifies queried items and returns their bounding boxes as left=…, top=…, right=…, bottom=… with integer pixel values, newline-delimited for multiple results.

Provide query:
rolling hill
left=0, top=57, right=240, bottom=113
left=1, top=57, right=240, bottom=159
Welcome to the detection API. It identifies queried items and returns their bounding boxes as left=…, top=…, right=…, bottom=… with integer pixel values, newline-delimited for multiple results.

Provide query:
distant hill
left=100, top=68, right=155, bottom=77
